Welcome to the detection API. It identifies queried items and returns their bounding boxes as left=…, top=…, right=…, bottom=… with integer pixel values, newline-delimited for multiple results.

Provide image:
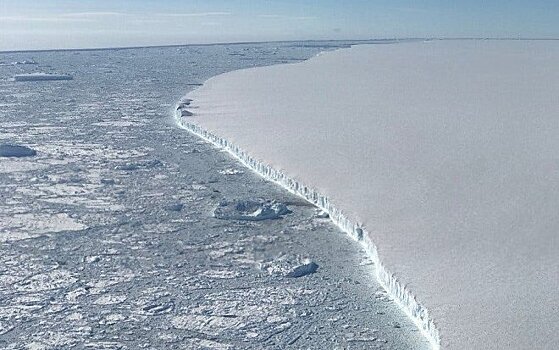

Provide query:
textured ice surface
left=0, top=42, right=428, bottom=349
left=0, top=213, right=87, bottom=242
left=215, top=199, right=291, bottom=221
left=185, top=41, right=559, bottom=349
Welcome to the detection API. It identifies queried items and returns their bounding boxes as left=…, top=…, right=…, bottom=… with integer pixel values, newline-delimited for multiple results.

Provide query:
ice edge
left=174, top=110, right=441, bottom=350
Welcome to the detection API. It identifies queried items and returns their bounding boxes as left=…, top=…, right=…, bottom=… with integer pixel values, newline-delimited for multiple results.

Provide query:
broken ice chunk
left=214, top=199, right=291, bottom=221
left=165, top=203, right=184, bottom=212
left=287, top=261, right=319, bottom=278
left=176, top=99, right=192, bottom=109
left=114, top=159, right=162, bottom=171
left=181, top=109, right=194, bottom=117
left=14, top=73, right=73, bottom=82
left=219, top=168, right=244, bottom=175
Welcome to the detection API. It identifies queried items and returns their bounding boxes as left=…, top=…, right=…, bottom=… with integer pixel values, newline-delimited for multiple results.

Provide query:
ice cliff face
left=175, top=112, right=441, bottom=349
left=176, top=40, right=559, bottom=350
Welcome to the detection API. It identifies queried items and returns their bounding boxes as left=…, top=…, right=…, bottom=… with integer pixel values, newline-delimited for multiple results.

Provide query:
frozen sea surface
left=0, top=42, right=428, bottom=349
left=185, top=40, right=559, bottom=349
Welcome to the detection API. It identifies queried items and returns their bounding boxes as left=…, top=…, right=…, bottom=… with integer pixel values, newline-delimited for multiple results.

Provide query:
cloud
left=155, top=12, right=232, bottom=18
left=258, top=14, right=317, bottom=20
left=59, top=12, right=129, bottom=18
left=0, top=15, right=87, bottom=22
left=0, top=11, right=231, bottom=24
left=0, top=12, right=130, bottom=23
left=388, top=7, right=431, bottom=14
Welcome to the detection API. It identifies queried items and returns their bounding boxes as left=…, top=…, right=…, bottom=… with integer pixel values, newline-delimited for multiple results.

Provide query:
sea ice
left=219, top=168, right=244, bottom=175
left=0, top=60, right=37, bottom=66
left=214, top=199, right=291, bottom=221
left=0, top=213, right=87, bottom=242
left=182, top=40, right=559, bottom=349
left=13, top=60, right=37, bottom=65
left=1, top=41, right=427, bottom=350
left=114, top=159, right=162, bottom=171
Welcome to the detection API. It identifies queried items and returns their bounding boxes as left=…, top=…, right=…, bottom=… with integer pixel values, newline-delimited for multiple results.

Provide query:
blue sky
left=1, top=0, right=558, bottom=51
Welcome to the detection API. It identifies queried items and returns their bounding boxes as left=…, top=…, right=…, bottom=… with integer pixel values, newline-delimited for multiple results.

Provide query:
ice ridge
left=174, top=108, right=441, bottom=349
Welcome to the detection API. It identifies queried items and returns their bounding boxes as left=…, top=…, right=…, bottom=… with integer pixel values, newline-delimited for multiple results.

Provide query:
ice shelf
left=177, top=40, right=559, bottom=349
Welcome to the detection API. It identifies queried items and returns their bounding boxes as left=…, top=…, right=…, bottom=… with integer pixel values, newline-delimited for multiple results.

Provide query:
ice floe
left=214, top=199, right=291, bottom=221
left=0, top=213, right=87, bottom=242
left=13, top=73, right=73, bottom=82
left=164, top=203, right=184, bottom=212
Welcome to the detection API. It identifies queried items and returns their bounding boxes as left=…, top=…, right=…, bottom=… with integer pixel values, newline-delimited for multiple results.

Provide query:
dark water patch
left=0, top=144, right=37, bottom=157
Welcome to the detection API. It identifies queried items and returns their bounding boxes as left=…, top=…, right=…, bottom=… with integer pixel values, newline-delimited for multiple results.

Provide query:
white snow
left=180, top=41, right=559, bottom=349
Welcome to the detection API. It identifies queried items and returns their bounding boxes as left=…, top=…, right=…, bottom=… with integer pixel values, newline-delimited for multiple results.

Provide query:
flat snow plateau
left=186, top=40, right=559, bottom=349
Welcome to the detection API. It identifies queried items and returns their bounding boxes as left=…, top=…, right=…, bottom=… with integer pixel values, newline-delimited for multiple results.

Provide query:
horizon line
left=1, top=37, right=558, bottom=54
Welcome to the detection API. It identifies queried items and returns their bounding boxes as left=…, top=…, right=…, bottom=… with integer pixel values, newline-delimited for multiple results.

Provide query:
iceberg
left=214, top=199, right=291, bottom=221
left=177, top=40, right=559, bottom=349
left=14, top=73, right=73, bottom=82
left=287, top=261, right=319, bottom=278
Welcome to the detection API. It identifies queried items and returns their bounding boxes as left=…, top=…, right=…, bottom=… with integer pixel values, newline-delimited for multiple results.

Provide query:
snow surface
left=183, top=41, right=559, bottom=349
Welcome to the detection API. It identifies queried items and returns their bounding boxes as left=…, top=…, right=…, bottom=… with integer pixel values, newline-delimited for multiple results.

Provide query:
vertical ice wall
left=174, top=114, right=441, bottom=349
left=176, top=40, right=559, bottom=349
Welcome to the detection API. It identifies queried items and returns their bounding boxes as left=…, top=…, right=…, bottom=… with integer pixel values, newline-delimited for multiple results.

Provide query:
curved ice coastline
left=176, top=41, right=559, bottom=349
left=174, top=109, right=441, bottom=349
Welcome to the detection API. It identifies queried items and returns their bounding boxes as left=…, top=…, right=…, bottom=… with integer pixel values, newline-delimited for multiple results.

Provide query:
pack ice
left=180, top=41, right=559, bottom=349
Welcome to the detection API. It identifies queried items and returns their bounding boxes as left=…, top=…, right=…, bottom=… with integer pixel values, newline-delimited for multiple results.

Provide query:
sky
left=1, top=0, right=558, bottom=51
